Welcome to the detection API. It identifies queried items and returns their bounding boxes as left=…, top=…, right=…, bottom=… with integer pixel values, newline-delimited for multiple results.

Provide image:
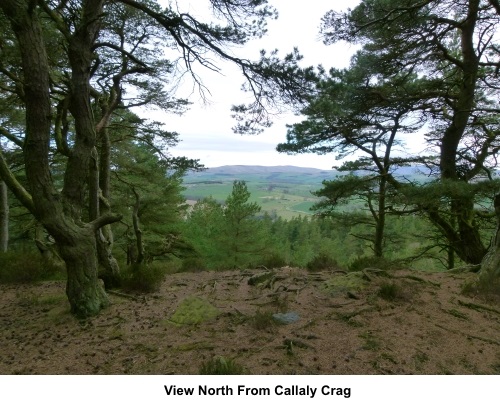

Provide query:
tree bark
left=0, top=0, right=113, bottom=317
left=34, top=223, right=65, bottom=272
left=437, top=0, right=486, bottom=265
left=96, top=131, right=120, bottom=287
left=373, top=173, right=387, bottom=258
left=479, top=194, right=500, bottom=282
left=59, top=225, right=110, bottom=317
left=0, top=180, right=8, bottom=252
left=132, top=188, right=145, bottom=264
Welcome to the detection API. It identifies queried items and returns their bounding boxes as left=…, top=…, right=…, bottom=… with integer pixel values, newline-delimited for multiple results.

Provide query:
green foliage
left=276, top=0, right=500, bottom=269
left=222, top=181, right=266, bottom=268
left=183, top=181, right=269, bottom=270
left=120, top=263, right=170, bottom=293
left=312, top=174, right=378, bottom=212
left=111, top=135, right=193, bottom=264
left=0, top=250, right=63, bottom=283
left=260, top=253, right=287, bottom=269
left=306, top=253, right=338, bottom=271
left=179, top=257, right=207, bottom=273
left=181, top=176, right=466, bottom=273
left=199, top=357, right=246, bottom=375
left=170, top=297, right=219, bottom=325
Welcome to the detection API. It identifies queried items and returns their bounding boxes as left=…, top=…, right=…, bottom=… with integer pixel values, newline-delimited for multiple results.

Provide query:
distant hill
left=186, top=165, right=336, bottom=177
left=186, top=164, right=431, bottom=177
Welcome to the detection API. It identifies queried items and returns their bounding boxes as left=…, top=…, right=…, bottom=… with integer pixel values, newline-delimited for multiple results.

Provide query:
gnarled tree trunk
left=0, top=180, right=8, bottom=252
left=97, top=131, right=120, bottom=287
left=479, top=194, right=500, bottom=283
left=0, top=0, right=118, bottom=318
left=59, top=225, right=110, bottom=317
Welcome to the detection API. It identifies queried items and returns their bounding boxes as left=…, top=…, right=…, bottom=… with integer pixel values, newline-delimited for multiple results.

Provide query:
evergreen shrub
left=0, top=251, right=62, bottom=283
left=179, top=257, right=207, bottom=273
left=121, top=262, right=168, bottom=293
left=306, top=253, right=338, bottom=271
left=261, top=253, right=287, bottom=269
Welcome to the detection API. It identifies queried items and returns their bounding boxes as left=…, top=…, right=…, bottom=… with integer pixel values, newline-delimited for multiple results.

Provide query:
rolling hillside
left=181, top=165, right=431, bottom=219
left=182, top=165, right=336, bottom=219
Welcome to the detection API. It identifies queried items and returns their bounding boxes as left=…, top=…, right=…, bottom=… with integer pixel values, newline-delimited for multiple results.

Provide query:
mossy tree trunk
left=0, top=0, right=120, bottom=317
left=59, top=225, right=110, bottom=318
left=0, top=180, right=8, bottom=252
left=479, top=194, right=500, bottom=283
left=96, top=130, right=120, bottom=287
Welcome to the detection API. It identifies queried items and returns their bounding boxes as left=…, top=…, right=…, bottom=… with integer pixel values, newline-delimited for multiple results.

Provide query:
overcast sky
left=149, top=1, right=363, bottom=170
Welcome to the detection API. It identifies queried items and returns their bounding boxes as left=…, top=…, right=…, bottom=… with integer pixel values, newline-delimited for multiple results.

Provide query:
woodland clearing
left=0, top=267, right=499, bottom=375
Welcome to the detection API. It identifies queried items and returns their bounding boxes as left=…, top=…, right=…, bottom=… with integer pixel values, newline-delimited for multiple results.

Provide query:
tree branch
left=89, top=213, right=123, bottom=232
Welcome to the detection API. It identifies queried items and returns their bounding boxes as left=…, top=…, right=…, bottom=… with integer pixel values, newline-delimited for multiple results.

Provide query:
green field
left=181, top=165, right=431, bottom=219
left=182, top=166, right=335, bottom=219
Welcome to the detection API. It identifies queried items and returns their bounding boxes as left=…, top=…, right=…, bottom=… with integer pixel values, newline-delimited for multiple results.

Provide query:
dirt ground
left=0, top=267, right=499, bottom=375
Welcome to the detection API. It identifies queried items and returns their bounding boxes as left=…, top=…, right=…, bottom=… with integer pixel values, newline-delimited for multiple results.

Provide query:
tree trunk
left=97, top=131, right=120, bottom=287
left=89, top=143, right=120, bottom=288
left=0, top=180, right=8, bottom=252
left=96, top=228, right=121, bottom=288
left=479, top=194, right=500, bottom=282
left=373, top=175, right=387, bottom=258
left=34, top=223, right=65, bottom=272
left=58, top=226, right=109, bottom=317
left=451, top=198, right=487, bottom=265
left=436, top=0, right=486, bottom=265
left=0, top=0, right=115, bottom=318
left=132, top=188, right=145, bottom=264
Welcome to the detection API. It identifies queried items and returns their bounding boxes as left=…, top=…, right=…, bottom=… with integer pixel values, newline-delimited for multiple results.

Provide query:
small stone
left=272, top=312, right=300, bottom=324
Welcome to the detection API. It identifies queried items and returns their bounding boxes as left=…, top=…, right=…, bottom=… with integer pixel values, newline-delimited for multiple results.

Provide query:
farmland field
left=182, top=165, right=337, bottom=219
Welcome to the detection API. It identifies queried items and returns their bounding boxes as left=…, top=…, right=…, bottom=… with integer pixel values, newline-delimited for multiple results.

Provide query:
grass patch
left=359, top=331, right=381, bottom=351
left=323, top=272, right=368, bottom=296
left=0, top=251, right=64, bottom=284
left=337, top=313, right=364, bottom=327
left=174, top=342, right=215, bottom=351
left=250, top=310, right=280, bottom=330
left=16, top=291, right=40, bottom=307
left=169, top=296, right=219, bottom=325
left=380, top=352, right=398, bottom=364
left=120, top=262, right=170, bottom=293
left=199, top=356, right=246, bottom=375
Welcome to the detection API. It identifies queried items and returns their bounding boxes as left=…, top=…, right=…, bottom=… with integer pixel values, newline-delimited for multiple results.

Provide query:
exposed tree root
left=457, top=300, right=500, bottom=315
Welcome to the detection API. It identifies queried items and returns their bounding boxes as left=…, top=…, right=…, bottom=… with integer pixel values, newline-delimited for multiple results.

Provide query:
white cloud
left=147, top=1, right=363, bottom=170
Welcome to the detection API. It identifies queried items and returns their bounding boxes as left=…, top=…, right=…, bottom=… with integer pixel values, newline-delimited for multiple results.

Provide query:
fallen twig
left=108, top=290, right=145, bottom=302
